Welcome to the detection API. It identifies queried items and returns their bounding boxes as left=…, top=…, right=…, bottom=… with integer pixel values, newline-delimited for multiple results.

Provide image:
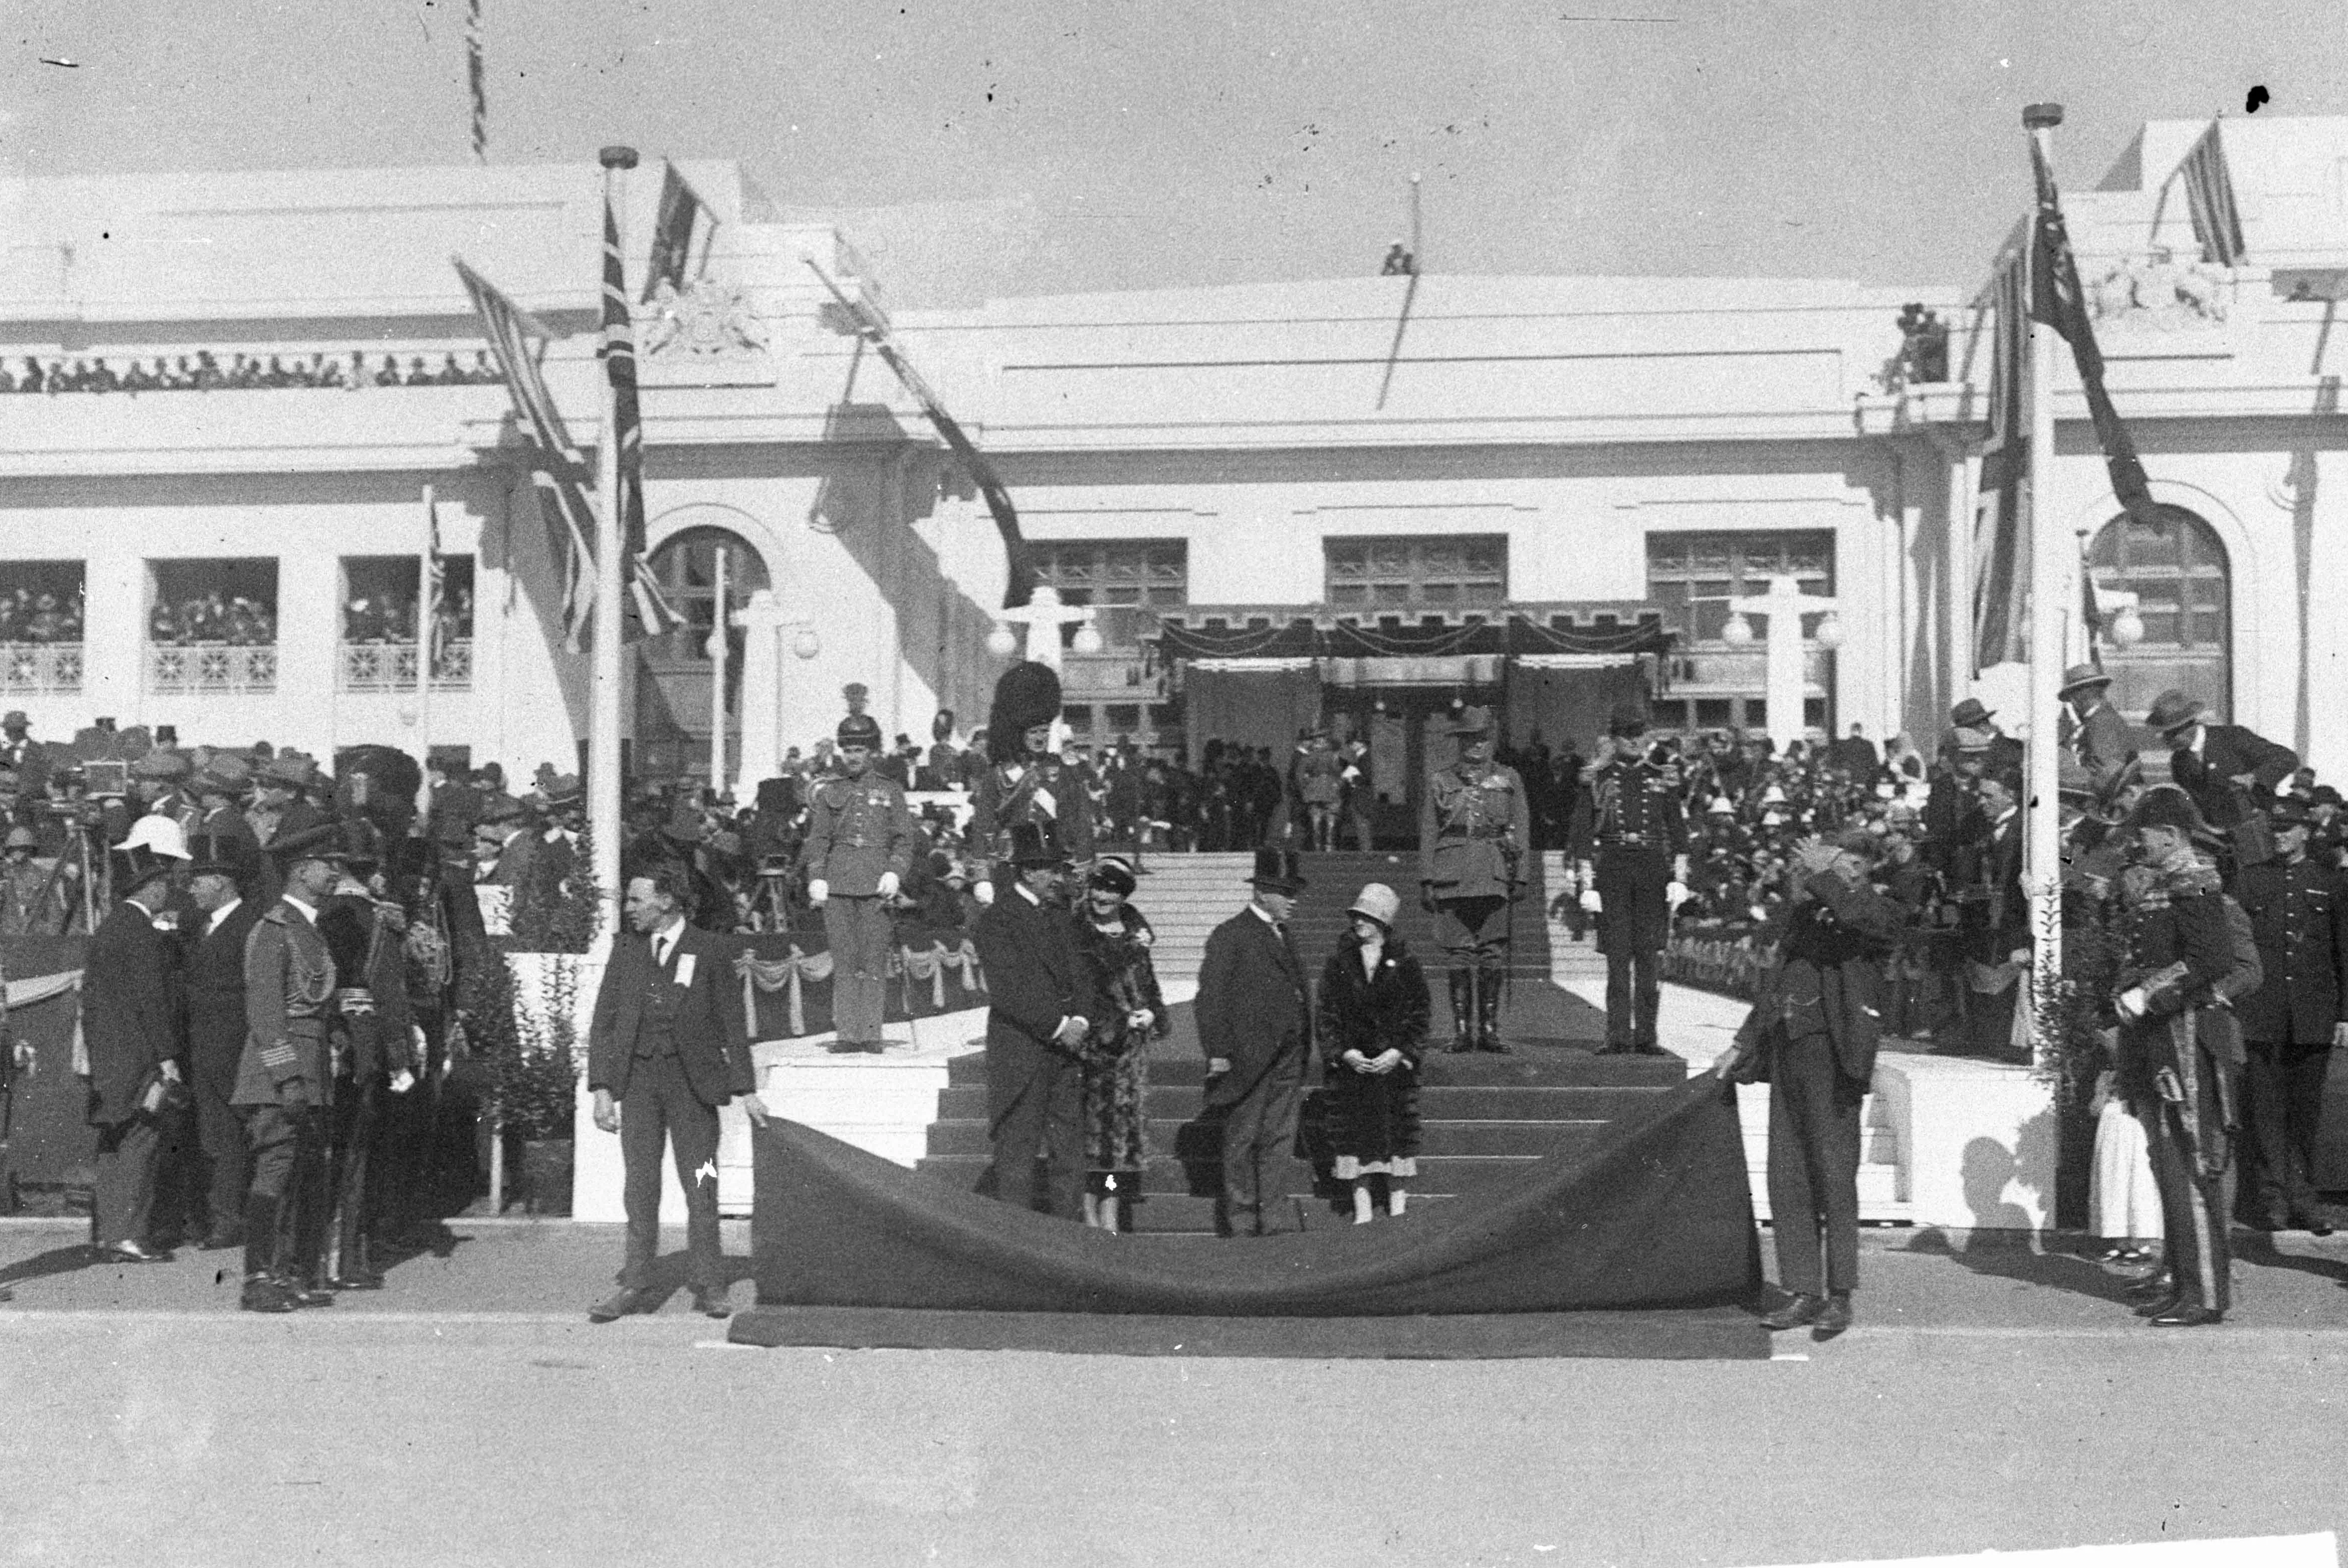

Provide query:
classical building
left=0, top=113, right=2342, bottom=799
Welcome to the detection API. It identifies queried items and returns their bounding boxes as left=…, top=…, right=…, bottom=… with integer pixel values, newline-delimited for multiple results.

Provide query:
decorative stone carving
left=643, top=277, right=771, bottom=360
left=2087, top=250, right=2231, bottom=331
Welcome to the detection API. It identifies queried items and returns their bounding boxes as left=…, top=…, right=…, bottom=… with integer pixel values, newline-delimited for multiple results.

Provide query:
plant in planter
left=473, top=941, right=587, bottom=1214
left=2032, top=894, right=2130, bottom=1231
left=504, top=825, right=605, bottom=955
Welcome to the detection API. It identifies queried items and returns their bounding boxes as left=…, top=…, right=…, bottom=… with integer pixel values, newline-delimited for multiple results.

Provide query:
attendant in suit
left=2231, top=798, right=2348, bottom=1233
left=1196, top=848, right=1313, bottom=1237
left=181, top=831, right=262, bottom=1251
left=233, top=825, right=347, bottom=1313
left=2146, top=689, right=2299, bottom=882
left=1961, top=769, right=2030, bottom=1061
left=585, top=863, right=768, bottom=1323
left=969, top=822, right=1097, bottom=1219
left=83, top=817, right=192, bottom=1263
left=2057, top=665, right=2137, bottom=793
left=1716, top=830, right=1901, bottom=1341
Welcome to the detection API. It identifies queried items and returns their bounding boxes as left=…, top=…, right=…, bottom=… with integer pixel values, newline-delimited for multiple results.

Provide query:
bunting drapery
left=734, top=942, right=988, bottom=1039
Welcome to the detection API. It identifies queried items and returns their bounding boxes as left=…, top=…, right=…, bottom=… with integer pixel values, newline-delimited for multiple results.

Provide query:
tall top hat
left=1247, top=846, right=1308, bottom=894
left=1004, top=819, right=1066, bottom=868
left=185, top=829, right=258, bottom=883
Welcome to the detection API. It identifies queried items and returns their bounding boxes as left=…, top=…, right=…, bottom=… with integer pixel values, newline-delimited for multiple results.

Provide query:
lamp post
left=1721, top=574, right=1839, bottom=753
left=986, top=585, right=1100, bottom=677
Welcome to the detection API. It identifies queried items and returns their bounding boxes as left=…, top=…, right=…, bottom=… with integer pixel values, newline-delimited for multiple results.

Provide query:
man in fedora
left=1568, top=702, right=1689, bottom=1056
left=1197, top=847, right=1314, bottom=1235
left=2145, top=689, right=2297, bottom=881
left=969, top=820, right=1098, bottom=1219
left=2057, top=664, right=2137, bottom=792
left=83, top=817, right=192, bottom=1265
left=0, top=709, right=44, bottom=786
left=1944, top=698, right=2023, bottom=774
left=1421, top=705, right=1532, bottom=1053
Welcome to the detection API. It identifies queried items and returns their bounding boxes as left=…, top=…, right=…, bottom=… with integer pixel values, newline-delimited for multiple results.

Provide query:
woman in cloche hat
left=1315, top=882, right=1432, bottom=1224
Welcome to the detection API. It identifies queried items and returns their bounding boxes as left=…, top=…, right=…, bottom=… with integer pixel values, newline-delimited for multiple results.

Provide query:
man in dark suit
left=2146, top=689, right=2298, bottom=881
left=2231, top=798, right=2348, bottom=1233
left=1196, top=847, right=1313, bottom=1237
left=1960, top=769, right=2030, bottom=1061
left=83, top=819, right=192, bottom=1263
left=0, top=710, right=44, bottom=791
left=1716, top=831, right=1900, bottom=1341
left=181, top=831, right=263, bottom=1251
left=969, top=821, right=1097, bottom=1219
left=585, top=863, right=767, bottom=1323
left=2057, top=664, right=2137, bottom=793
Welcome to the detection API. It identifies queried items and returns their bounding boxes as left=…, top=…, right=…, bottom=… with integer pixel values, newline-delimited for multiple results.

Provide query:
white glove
left=1666, top=881, right=1690, bottom=909
left=973, top=880, right=996, bottom=906
left=1579, top=888, right=1603, bottom=914
left=807, top=879, right=829, bottom=907
left=876, top=871, right=900, bottom=899
left=2116, top=986, right=2148, bottom=1023
left=389, top=1069, right=417, bottom=1095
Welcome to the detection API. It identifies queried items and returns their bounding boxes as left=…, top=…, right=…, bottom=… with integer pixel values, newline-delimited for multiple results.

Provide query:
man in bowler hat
left=969, top=821, right=1098, bottom=1218
left=1197, top=848, right=1314, bottom=1235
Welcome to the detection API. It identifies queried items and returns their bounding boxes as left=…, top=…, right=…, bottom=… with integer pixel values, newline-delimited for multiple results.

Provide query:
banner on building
left=2177, top=119, right=2246, bottom=268
left=642, top=161, right=719, bottom=303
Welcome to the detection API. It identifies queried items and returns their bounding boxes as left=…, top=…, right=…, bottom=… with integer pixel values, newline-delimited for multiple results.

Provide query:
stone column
left=732, top=588, right=785, bottom=796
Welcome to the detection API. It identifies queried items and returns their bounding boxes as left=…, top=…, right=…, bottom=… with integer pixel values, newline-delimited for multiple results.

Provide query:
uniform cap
left=2, top=826, right=35, bottom=851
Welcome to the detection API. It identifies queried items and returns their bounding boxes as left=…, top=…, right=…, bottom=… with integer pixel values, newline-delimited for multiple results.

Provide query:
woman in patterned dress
left=1316, top=883, right=1432, bottom=1223
left=1074, top=857, right=1168, bottom=1232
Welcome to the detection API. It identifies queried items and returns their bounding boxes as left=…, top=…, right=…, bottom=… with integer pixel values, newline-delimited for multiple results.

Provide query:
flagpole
left=418, top=482, right=437, bottom=806
left=2024, top=102, right=2066, bottom=1066
left=708, top=542, right=727, bottom=798
left=593, top=145, right=636, bottom=943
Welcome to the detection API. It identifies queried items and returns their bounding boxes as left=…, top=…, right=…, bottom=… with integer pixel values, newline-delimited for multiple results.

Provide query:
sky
left=6, top=0, right=2347, bottom=308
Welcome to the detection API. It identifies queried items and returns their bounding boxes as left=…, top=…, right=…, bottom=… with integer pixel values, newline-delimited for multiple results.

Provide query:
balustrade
left=339, top=639, right=474, bottom=693
left=147, top=642, right=277, bottom=696
left=0, top=642, right=82, bottom=695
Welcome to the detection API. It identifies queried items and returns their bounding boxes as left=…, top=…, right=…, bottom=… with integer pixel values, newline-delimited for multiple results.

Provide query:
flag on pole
left=2178, top=119, right=2246, bottom=267
left=1971, top=241, right=2030, bottom=670
left=466, top=0, right=487, bottom=165
left=453, top=257, right=596, bottom=649
left=803, top=259, right=1036, bottom=608
left=2030, top=133, right=2160, bottom=532
left=602, top=191, right=683, bottom=639
left=642, top=162, right=718, bottom=303
left=424, top=486, right=447, bottom=665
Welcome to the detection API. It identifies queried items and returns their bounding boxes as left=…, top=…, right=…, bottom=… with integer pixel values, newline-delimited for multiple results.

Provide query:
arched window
left=636, top=529, right=771, bottom=785
left=2087, top=504, right=2230, bottom=723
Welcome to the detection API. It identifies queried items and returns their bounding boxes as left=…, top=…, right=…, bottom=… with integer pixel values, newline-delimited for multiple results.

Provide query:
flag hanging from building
left=1971, top=241, right=2030, bottom=670
left=804, top=259, right=1036, bottom=609
left=2178, top=119, right=2246, bottom=267
left=602, top=192, right=683, bottom=640
left=2030, top=133, right=2161, bottom=532
left=453, top=257, right=596, bottom=648
left=641, top=162, right=718, bottom=303
left=466, top=0, right=487, bottom=165
left=424, top=486, right=447, bottom=664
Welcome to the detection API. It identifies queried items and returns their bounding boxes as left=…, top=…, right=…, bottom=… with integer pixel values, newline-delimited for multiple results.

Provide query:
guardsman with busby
left=232, top=820, right=348, bottom=1312
left=1567, top=702, right=1690, bottom=1055
left=968, top=819, right=1099, bottom=1219
left=2230, top=796, right=2348, bottom=1234
left=1418, top=706, right=1531, bottom=1054
left=83, top=815, right=192, bottom=1264
left=800, top=711, right=914, bottom=1053
left=972, top=660, right=1094, bottom=894
left=2109, top=786, right=2241, bottom=1328
left=314, top=821, right=419, bottom=1289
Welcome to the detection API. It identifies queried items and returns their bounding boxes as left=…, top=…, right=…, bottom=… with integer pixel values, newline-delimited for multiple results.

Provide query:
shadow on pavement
left=2232, top=1232, right=2348, bottom=1289
left=0, top=1245, right=107, bottom=1289
left=1895, top=1229, right=2142, bottom=1305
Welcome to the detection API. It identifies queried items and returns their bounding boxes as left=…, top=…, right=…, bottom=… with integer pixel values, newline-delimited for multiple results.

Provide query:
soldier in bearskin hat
left=799, top=712, right=914, bottom=1052
left=971, top=661, right=1094, bottom=896
left=1567, top=701, right=1691, bottom=1055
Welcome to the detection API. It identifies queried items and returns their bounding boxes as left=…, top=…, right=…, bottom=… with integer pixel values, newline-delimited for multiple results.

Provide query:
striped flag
left=642, top=162, right=718, bottom=303
left=466, top=0, right=487, bottom=164
left=424, top=486, right=447, bottom=664
left=602, top=192, right=683, bottom=640
left=453, top=257, right=596, bottom=648
left=2178, top=119, right=2246, bottom=267
left=1971, top=241, right=2029, bottom=670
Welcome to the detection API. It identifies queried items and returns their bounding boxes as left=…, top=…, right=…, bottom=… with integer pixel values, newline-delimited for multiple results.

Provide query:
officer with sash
left=1418, top=706, right=1530, bottom=1054
left=801, top=712, right=913, bottom=1053
left=1568, top=703, right=1690, bottom=1055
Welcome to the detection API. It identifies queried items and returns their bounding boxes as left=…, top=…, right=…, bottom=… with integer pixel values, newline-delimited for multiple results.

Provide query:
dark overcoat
left=82, top=899, right=180, bottom=1127
left=970, top=886, right=1101, bottom=1126
left=1195, top=907, right=1312, bottom=1108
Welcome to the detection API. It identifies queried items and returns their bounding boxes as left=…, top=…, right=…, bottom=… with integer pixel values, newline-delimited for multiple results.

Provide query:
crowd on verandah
left=1, top=350, right=505, bottom=396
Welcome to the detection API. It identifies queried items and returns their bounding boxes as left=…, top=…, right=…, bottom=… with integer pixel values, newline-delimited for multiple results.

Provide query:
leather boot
left=1447, top=969, right=1474, bottom=1053
left=1476, top=966, right=1510, bottom=1053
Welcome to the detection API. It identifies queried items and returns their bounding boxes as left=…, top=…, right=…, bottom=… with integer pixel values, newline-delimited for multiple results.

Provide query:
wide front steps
left=914, top=1043, right=1683, bottom=1235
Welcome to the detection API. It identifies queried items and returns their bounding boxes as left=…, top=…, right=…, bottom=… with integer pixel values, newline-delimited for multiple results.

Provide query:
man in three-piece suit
left=968, top=821, right=1098, bottom=1219
left=586, top=863, right=768, bottom=1323
left=181, top=831, right=263, bottom=1251
left=83, top=820, right=192, bottom=1264
left=1196, top=847, right=1314, bottom=1237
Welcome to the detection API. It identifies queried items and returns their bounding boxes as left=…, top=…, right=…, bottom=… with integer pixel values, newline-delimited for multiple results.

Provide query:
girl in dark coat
left=1074, top=858, right=1168, bottom=1232
left=1316, top=883, right=1431, bottom=1223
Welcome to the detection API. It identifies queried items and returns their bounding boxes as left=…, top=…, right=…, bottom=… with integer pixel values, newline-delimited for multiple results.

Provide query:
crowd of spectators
left=1, top=350, right=504, bottom=396
left=0, top=587, right=85, bottom=644
left=148, top=594, right=278, bottom=647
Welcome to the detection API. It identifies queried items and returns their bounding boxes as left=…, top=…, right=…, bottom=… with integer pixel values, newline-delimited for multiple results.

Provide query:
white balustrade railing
left=0, top=642, right=83, bottom=695
left=147, top=642, right=277, bottom=696
left=339, top=639, right=474, bottom=693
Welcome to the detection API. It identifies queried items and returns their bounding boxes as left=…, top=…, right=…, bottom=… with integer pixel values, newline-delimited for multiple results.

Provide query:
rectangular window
left=147, top=557, right=279, bottom=695
left=0, top=560, right=86, bottom=695
left=1323, top=535, right=1508, bottom=610
left=1645, top=531, right=1836, bottom=732
left=1031, top=540, right=1188, bottom=656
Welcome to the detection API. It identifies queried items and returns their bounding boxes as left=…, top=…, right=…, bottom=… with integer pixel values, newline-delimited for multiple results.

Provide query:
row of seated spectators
left=1, top=351, right=505, bottom=395
left=148, top=596, right=277, bottom=648
left=0, top=589, right=84, bottom=645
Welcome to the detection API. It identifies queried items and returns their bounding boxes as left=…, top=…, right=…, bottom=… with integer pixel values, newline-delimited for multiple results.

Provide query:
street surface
left=3, top=1218, right=2345, bottom=1568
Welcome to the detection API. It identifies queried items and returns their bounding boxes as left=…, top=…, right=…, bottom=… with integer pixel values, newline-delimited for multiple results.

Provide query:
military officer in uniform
left=1567, top=703, right=1691, bottom=1055
left=972, top=661, right=1094, bottom=896
left=800, top=712, right=914, bottom=1053
left=1418, top=706, right=1531, bottom=1054
left=2231, top=797, right=2348, bottom=1234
